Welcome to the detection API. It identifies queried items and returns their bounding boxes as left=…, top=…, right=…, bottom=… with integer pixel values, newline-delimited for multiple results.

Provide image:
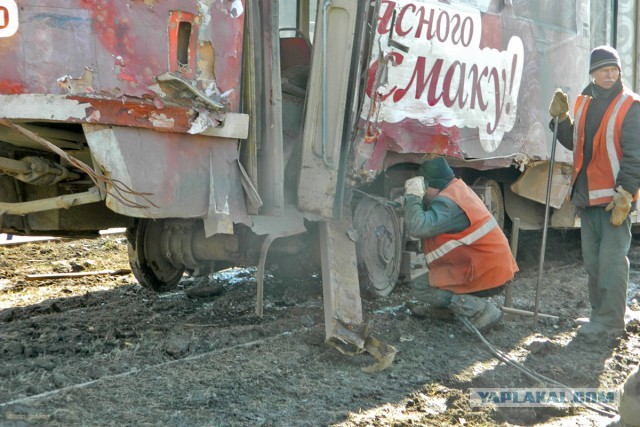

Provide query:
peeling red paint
left=363, top=117, right=462, bottom=170
left=117, top=73, right=137, bottom=83
left=79, top=0, right=152, bottom=93
left=68, top=96, right=194, bottom=133
left=0, top=81, right=25, bottom=94
left=1, top=1, right=245, bottom=114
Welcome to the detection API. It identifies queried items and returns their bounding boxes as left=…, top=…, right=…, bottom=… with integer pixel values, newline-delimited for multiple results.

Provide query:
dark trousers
left=579, top=207, right=631, bottom=329
left=412, top=278, right=505, bottom=307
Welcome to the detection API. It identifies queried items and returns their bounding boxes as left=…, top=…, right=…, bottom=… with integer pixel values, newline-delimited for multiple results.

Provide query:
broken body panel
left=3, top=0, right=637, bottom=248
left=0, top=0, right=249, bottom=232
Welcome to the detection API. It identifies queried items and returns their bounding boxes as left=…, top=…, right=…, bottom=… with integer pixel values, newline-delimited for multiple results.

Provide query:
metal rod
left=321, top=0, right=333, bottom=168
left=534, top=117, right=559, bottom=322
left=255, top=234, right=277, bottom=317
left=503, top=217, right=520, bottom=307
left=500, top=306, right=559, bottom=321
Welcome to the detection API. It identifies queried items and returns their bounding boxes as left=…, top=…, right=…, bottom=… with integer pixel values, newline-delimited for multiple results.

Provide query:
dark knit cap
left=589, top=45, right=621, bottom=73
left=417, top=158, right=454, bottom=189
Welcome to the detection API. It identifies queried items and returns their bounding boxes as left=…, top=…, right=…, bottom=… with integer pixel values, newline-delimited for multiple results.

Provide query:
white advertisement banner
left=366, top=0, right=524, bottom=152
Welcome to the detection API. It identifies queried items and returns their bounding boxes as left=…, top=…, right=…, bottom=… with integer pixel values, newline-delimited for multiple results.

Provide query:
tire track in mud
left=0, top=326, right=308, bottom=408
left=0, top=259, right=327, bottom=422
left=0, top=290, right=320, bottom=384
left=1, top=232, right=640, bottom=426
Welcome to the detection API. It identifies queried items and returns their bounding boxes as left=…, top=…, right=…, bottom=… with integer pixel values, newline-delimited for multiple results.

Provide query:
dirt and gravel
left=0, top=228, right=639, bottom=426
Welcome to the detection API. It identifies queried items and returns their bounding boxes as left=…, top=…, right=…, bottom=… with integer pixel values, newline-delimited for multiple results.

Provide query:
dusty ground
left=0, top=229, right=639, bottom=426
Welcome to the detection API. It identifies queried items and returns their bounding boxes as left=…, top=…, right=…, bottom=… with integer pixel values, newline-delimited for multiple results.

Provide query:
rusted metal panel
left=0, top=94, right=194, bottom=132
left=0, top=1, right=250, bottom=225
left=0, top=0, right=245, bottom=120
left=84, top=124, right=250, bottom=226
left=351, top=0, right=589, bottom=175
left=71, top=95, right=194, bottom=132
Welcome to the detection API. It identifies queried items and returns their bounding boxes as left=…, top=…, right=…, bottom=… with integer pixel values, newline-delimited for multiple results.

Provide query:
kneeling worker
left=403, top=157, right=519, bottom=331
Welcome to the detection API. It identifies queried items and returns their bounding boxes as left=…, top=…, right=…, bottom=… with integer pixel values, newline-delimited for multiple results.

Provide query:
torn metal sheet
left=57, top=68, right=95, bottom=94
left=83, top=124, right=249, bottom=225
left=156, top=72, right=225, bottom=111
left=0, top=93, right=248, bottom=139
left=319, top=217, right=397, bottom=372
left=326, top=320, right=397, bottom=373
left=510, top=161, right=572, bottom=209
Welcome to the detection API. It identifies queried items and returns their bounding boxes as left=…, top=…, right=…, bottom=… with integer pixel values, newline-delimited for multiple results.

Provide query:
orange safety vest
left=423, top=179, right=518, bottom=294
left=572, top=90, right=640, bottom=205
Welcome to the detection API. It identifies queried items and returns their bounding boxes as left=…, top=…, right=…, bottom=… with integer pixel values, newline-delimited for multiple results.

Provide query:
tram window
left=280, top=0, right=297, bottom=37
left=279, top=0, right=317, bottom=41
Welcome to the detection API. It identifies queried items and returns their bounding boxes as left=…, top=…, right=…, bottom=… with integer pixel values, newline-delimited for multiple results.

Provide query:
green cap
left=417, top=158, right=454, bottom=189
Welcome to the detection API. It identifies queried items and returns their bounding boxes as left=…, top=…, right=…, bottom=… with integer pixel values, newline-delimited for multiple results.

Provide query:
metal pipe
left=503, top=217, right=520, bottom=307
left=534, top=117, right=559, bottom=322
left=0, top=156, right=32, bottom=175
left=500, top=306, right=559, bottom=321
left=0, top=187, right=102, bottom=216
left=321, top=0, right=333, bottom=168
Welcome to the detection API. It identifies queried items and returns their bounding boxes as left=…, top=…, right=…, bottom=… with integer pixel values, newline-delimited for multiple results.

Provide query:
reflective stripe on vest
left=572, top=97, right=589, bottom=156
left=573, top=92, right=632, bottom=204
left=426, top=216, right=498, bottom=264
left=589, top=93, right=629, bottom=202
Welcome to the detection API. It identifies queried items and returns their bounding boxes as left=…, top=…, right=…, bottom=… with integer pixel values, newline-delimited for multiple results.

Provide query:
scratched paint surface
left=0, top=1, right=248, bottom=221
left=355, top=0, right=583, bottom=171
left=0, top=0, right=244, bottom=112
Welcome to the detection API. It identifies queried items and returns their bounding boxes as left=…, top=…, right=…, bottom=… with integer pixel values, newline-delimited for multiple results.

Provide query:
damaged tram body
left=0, top=0, right=638, bottom=355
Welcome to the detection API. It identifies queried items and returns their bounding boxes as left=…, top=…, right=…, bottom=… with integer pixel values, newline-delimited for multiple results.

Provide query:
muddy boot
left=576, top=321, right=624, bottom=345
left=448, top=294, right=502, bottom=332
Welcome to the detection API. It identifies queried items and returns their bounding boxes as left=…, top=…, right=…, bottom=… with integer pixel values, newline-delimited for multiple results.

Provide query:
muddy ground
left=0, top=229, right=639, bottom=426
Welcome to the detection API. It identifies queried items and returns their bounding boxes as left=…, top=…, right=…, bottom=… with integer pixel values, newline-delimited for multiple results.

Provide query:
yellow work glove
left=549, top=89, right=569, bottom=122
left=605, top=186, right=633, bottom=226
left=404, top=176, right=426, bottom=199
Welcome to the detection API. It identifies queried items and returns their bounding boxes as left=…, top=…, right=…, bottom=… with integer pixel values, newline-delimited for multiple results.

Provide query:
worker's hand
left=549, top=89, right=569, bottom=122
left=605, top=186, right=633, bottom=226
left=404, top=176, right=426, bottom=199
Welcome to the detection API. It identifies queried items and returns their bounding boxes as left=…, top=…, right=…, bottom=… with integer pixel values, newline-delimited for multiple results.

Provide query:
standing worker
left=403, top=157, right=518, bottom=331
left=549, top=45, right=640, bottom=342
